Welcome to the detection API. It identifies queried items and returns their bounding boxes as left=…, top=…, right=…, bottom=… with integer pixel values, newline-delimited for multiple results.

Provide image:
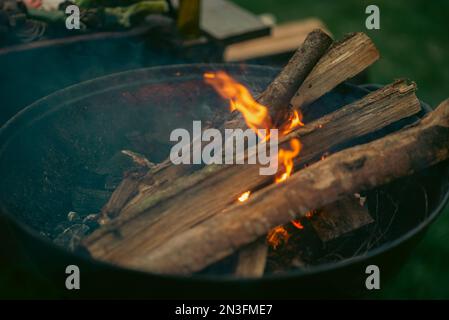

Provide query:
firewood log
left=83, top=80, right=421, bottom=265
left=258, top=29, right=333, bottom=124
left=291, top=32, right=379, bottom=109
left=128, top=99, right=449, bottom=274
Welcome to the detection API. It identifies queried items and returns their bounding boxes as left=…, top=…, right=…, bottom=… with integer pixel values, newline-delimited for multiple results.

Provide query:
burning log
left=309, top=195, right=373, bottom=242
left=83, top=80, right=421, bottom=265
left=234, top=31, right=378, bottom=276
left=100, top=31, right=379, bottom=224
left=98, top=29, right=333, bottom=222
left=126, top=99, right=449, bottom=274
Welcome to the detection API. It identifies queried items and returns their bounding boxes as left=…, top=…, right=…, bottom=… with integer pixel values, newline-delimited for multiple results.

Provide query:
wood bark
left=126, top=99, right=449, bottom=274
left=83, top=80, right=421, bottom=264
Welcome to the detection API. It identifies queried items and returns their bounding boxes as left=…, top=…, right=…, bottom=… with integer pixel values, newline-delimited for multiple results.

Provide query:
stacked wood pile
left=74, top=30, right=449, bottom=277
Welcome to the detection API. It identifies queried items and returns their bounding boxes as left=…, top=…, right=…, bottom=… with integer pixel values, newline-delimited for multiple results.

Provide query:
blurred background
left=0, top=0, right=448, bottom=298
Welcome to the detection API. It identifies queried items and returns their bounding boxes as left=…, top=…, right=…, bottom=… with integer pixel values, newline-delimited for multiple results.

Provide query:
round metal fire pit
left=0, top=64, right=447, bottom=298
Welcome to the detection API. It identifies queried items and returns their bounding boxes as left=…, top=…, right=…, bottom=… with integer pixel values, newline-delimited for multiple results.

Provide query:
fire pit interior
left=0, top=64, right=446, bottom=285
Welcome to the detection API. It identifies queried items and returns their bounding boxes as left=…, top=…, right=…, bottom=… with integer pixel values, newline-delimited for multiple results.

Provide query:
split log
left=83, top=80, right=421, bottom=264
left=131, top=99, right=449, bottom=274
left=291, top=32, right=380, bottom=110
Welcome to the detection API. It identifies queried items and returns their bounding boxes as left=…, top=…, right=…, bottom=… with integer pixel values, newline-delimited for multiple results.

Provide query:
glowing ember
left=238, top=191, right=251, bottom=202
left=204, top=71, right=271, bottom=135
left=266, top=226, right=291, bottom=249
left=291, top=219, right=304, bottom=229
left=275, top=138, right=302, bottom=183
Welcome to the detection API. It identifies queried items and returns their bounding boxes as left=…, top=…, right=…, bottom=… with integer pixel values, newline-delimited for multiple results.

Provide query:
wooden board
left=224, top=18, right=329, bottom=62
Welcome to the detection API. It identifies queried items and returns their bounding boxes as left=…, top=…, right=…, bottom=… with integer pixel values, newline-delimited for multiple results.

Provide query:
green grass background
left=232, top=0, right=449, bottom=299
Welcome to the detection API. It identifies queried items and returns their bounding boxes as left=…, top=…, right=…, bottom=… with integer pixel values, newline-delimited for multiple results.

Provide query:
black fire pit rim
left=0, top=63, right=445, bottom=284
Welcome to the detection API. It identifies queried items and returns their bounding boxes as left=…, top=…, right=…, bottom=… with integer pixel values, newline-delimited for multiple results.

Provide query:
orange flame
left=280, top=110, right=304, bottom=135
left=238, top=191, right=251, bottom=202
left=204, top=71, right=271, bottom=135
left=266, top=226, right=291, bottom=249
left=275, top=138, right=302, bottom=183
